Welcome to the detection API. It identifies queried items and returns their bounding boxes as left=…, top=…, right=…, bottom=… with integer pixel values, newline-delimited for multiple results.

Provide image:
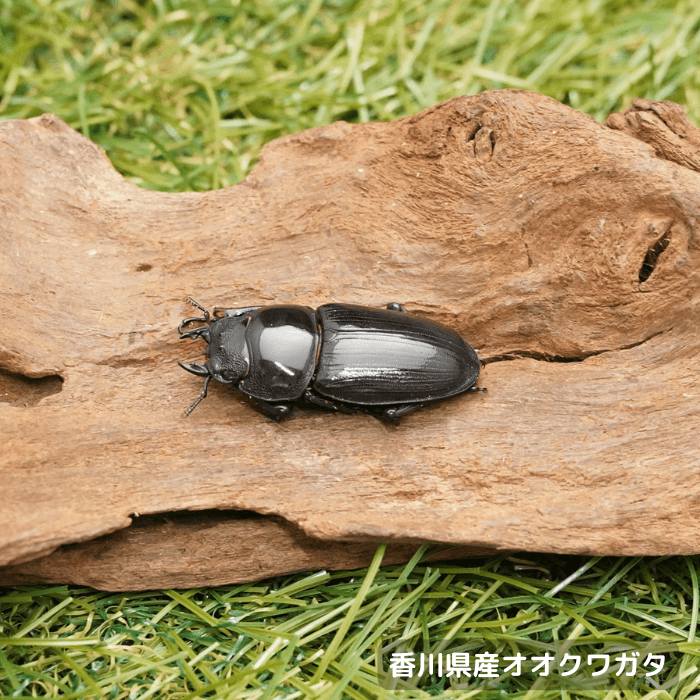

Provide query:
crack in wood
left=483, top=329, right=670, bottom=364
left=639, top=229, right=672, bottom=283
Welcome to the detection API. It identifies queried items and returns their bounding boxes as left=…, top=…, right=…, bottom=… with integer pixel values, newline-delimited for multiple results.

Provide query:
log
left=0, top=511, right=494, bottom=590
left=2, top=90, right=700, bottom=589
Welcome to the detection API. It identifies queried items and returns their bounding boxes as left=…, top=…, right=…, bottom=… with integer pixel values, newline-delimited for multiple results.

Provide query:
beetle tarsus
left=374, top=403, right=422, bottom=425
left=387, top=303, right=407, bottom=313
left=468, top=386, right=487, bottom=392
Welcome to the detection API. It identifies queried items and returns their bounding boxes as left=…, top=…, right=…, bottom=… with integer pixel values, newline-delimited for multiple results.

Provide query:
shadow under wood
left=0, top=368, right=63, bottom=406
left=0, top=510, right=498, bottom=591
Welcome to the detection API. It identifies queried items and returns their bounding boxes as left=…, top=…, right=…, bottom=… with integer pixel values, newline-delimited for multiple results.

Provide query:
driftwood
left=2, top=90, right=700, bottom=590
left=0, top=511, right=494, bottom=590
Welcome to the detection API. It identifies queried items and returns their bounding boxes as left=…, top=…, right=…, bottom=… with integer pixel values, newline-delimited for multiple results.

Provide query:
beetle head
left=179, top=314, right=250, bottom=415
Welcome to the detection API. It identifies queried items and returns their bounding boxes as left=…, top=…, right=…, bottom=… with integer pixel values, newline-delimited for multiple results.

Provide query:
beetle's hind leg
left=303, top=389, right=356, bottom=415
left=386, top=303, right=407, bottom=313
left=371, top=403, right=422, bottom=425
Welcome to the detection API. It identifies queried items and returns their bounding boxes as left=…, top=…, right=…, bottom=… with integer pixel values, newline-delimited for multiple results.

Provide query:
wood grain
left=0, top=511, right=496, bottom=590
left=2, top=90, right=700, bottom=589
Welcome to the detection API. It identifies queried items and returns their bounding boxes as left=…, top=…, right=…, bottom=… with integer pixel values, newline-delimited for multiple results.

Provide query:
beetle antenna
left=185, top=297, right=210, bottom=321
left=179, top=297, right=211, bottom=334
left=184, top=375, right=211, bottom=416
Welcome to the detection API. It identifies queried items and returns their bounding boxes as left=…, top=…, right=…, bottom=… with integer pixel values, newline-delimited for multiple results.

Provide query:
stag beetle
left=178, top=299, right=484, bottom=424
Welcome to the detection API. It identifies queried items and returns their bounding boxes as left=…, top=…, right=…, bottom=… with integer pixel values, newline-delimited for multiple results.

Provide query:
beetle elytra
left=178, top=299, right=484, bottom=423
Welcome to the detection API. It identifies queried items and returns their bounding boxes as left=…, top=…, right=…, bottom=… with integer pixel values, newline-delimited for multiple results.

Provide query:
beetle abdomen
left=238, top=306, right=319, bottom=402
left=313, top=304, right=479, bottom=405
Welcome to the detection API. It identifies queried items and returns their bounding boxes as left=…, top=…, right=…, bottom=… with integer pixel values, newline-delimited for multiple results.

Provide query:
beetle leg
left=183, top=375, right=211, bottom=416
left=386, top=303, right=407, bottom=313
left=373, top=403, right=422, bottom=425
left=303, top=389, right=355, bottom=415
left=252, top=399, right=294, bottom=421
left=213, top=306, right=262, bottom=318
left=468, top=386, right=487, bottom=392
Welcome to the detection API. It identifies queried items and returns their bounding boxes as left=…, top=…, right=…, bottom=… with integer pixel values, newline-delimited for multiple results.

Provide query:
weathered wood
left=1, top=90, right=700, bottom=589
left=607, top=97, right=700, bottom=171
left=0, top=511, right=495, bottom=590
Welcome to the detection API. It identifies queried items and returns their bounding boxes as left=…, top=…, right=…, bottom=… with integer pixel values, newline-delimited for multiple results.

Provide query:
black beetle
left=178, top=299, right=484, bottom=423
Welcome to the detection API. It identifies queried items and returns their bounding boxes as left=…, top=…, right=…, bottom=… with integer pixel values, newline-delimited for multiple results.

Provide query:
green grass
left=3, top=0, right=700, bottom=697
left=2, top=552, right=700, bottom=698
left=2, top=0, right=700, bottom=191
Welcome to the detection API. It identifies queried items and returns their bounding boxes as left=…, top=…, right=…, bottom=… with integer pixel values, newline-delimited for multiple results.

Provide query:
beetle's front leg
left=251, top=399, right=294, bottom=421
left=303, top=389, right=355, bottom=415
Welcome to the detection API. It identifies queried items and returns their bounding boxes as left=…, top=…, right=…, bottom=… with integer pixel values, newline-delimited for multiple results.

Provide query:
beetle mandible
left=178, top=299, right=485, bottom=424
